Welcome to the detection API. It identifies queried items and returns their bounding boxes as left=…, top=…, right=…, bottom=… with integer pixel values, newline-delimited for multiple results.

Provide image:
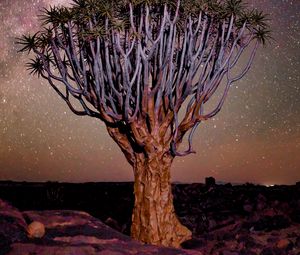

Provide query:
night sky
left=0, top=0, right=299, bottom=185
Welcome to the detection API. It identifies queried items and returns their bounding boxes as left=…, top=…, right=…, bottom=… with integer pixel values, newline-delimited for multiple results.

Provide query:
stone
left=0, top=199, right=27, bottom=244
left=276, top=239, right=291, bottom=249
left=243, top=204, right=253, bottom=213
left=1, top=205, right=201, bottom=255
left=104, top=217, right=121, bottom=231
left=27, top=221, right=46, bottom=238
left=291, top=209, right=300, bottom=223
left=262, top=209, right=276, bottom=217
left=295, top=236, right=300, bottom=248
left=260, top=248, right=274, bottom=255
left=267, top=237, right=278, bottom=243
left=221, top=251, right=239, bottom=255
left=253, top=215, right=290, bottom=231
left=260, top=248, right=282, bottom=255
left=256, top=195, right=267, bottom=211
left=205, top=177, right=216, bottom=187
left=208, top=219, right=217, bottom=230
left=1, top=181, right=300, bottom=255
left=181, top=238, right=206, bottom=249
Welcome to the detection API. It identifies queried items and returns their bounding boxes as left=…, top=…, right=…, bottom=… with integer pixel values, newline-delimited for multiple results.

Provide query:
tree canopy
left=17, top=0, right=271, bottom=157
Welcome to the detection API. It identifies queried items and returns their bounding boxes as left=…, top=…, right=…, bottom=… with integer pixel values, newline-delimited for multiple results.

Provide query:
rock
left=214, top=241, right=225, bottom=249
left=287, top=231, right=298, bottom=238
left=181, top=238, right=206, bottom=249
left=260, top=248, right=273, bottom=255
left=256, top=194, right=267, bottom=211
left=257, top=193, right=267, bottom=202
left=243, top=204, right=253, bottom=213
left=208, top=219, right=217, bottom=230
left=276, top=239, right=292, bottom=249
left=1, top=181, right=300, bottom=255
left=267, top=237, right=279, bottom=243
left=205, top=177, right=216, bottom=187
left=260, top=247, right=282, bottom=255
left=221, top=231, right=235, bottom=241
left=237, top=235, right=256, bottom=248
left=221, top=251, right=239, bottom=255
left=2, top=206, right=201, bottom=255
left=27, top=221, right=45, bottom=238
left=256, top=202, right=266, bottom=211
left=0, top=199, right=27, bottom=245
left=104, top=217, right=121, bottom=231
left=291, top=209, right=300, bottom=223
left=295, top=236, right=300, bottom=248
left=252, top=215, right=290, bottom=231
left=241, top=250, right=257, bottom=255
left=262, top=209, right=276, bottom=217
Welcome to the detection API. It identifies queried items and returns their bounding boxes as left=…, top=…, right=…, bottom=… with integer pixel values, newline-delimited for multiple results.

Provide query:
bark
left=131, top=151, right=192, bottom=248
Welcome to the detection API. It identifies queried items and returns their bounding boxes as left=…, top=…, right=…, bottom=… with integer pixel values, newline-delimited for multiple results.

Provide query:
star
left=0, top=0, right=299, bottom=184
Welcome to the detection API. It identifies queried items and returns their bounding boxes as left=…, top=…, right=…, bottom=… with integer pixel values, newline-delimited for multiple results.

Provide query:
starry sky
left=0, top=0, right=299, bottom=185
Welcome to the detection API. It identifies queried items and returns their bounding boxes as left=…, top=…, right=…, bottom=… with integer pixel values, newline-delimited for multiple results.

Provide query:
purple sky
left=0, top=0, right=299, bottom=184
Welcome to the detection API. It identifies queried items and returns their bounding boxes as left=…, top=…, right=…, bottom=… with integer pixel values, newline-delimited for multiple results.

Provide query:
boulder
left=276, top=239, right=292, bottom=250
left=0, top=199, right=28, bottom=249
left=205, top=177, right=216, bottom=187
left=27, top=221, right=46, bottom=238
left=0, top=199, right=202, bottom=255
left=104, top=217, right=121, bottom=232
left=221, top=251, right=239, bottom=255
left=243, top=204, right=253, bottom=213
left=252, top=215, right=290, bottom=232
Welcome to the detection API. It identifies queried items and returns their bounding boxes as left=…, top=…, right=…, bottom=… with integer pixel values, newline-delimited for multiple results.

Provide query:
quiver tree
left=18, top=0, right=270, bottom=248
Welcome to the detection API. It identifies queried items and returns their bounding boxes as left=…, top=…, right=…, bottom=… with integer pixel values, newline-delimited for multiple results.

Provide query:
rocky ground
left=0, top=180, right=300, bottom=254
left=173, top=182, right=300, bottom=255
left=0, top=199, right=200, bottom=255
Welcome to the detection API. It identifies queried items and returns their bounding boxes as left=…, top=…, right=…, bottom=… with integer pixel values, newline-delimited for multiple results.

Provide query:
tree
left=18, top=0, right=270, bottom=248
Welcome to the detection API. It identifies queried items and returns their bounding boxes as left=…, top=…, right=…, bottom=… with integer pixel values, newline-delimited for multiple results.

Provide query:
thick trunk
left=131, top=152, right=192, bottom=248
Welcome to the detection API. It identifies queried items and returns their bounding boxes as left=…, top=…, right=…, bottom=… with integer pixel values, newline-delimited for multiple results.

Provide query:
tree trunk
left=131, top=152, right=192, bottom=248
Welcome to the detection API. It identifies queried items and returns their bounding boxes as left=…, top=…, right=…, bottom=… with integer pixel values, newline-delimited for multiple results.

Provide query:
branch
left=106, top=125, right=135, bottom=166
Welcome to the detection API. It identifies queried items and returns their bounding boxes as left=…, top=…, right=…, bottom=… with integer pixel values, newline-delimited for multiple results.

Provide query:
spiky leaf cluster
left=17, top=0, right=270, bottom=77
left=17, top=0, right=271, bottom=157
left=18, top=0, right=270, bottom=52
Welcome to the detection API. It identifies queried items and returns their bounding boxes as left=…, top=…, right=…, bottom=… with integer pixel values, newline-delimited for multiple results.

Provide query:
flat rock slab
left=0, top=202, right=201, bottom=255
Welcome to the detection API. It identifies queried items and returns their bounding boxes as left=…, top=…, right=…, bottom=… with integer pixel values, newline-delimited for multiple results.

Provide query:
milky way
left=0, top=0, right=299, bottom=184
